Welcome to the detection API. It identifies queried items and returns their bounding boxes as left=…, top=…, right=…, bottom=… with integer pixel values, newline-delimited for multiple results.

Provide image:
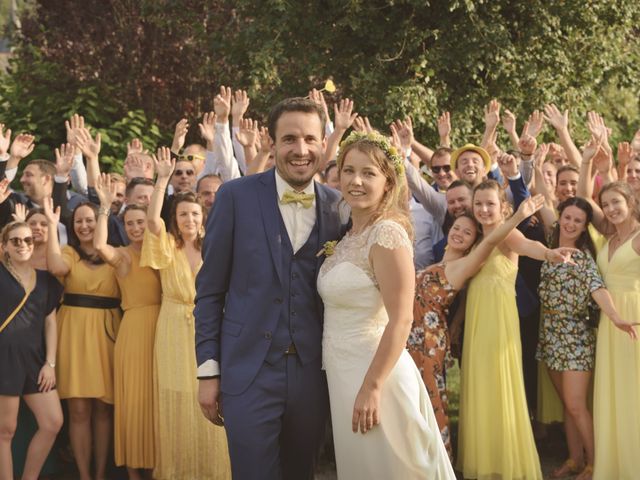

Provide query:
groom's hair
left=267, top=97, right=327, bottom=142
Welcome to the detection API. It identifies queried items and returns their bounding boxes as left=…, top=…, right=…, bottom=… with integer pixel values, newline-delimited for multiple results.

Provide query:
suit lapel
left=258, top=170, right=284, bottom=285
left=314, top=184, right=340, bottom=278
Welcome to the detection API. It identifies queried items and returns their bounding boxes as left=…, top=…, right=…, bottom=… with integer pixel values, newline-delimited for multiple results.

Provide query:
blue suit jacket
left=194, top=169, right=344, bottom=395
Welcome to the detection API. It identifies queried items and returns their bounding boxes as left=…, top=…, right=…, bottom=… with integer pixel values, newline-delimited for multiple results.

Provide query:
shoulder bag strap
left=0, top=290, right=30, bottom=334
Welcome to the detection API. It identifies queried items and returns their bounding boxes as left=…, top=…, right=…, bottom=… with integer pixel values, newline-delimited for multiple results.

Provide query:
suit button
left=264, top=331, right=272, bottom=339
left=274, top=298, right=283, bottom=304
left=291, top=311, right=297, bottom=316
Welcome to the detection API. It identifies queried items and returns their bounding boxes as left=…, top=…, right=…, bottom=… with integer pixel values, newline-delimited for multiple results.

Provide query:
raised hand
left=515, top=194, right=544, bottom=220
left=75, top=128, right=101, bottom=160
left=124, top=154, right=146, bottom=180
left=582, top=134, right=603, bottom=163
left=309, top=88, right=331, bottom=122
left=437, top=111, right=451, bottom=142
left=389, top=124, right=402, bottom=152
left=533, top=143, right=550, bottom=169
left=498, top=152, right=519, bottom=178
left=235, top=118, right=259, bottom=147
left=334, top=98, right=357, bottom=131
left=9, top=133, right=36, bottom=161
left=618, top=142, right=632, bottom=169
left=502, top=109, right=516, bottom=134
left=231, top=89, right=250, bottom=125
left=65, top=114, right=85, bottom=154
left=0, top=123, right=11, bottom=156
left=631, top=129, right=640, bottom=153
left=392, top=117, right=414, bottom=151
left=258, top=127, right=271, bottom=154
left=214, top=86, right=232, bottom=122
left=43, top=197, right=61, bottom=226
left=171, top=118, right=189, bottom=153
left=95, top=173, right=116, bottom=207
left=127, top=138, right=145, bottom=155
left=353, top=116, right=374, bottom=134
left=518, top=121, right=537, bottom=156
left=0, top=178, right=10, bottom=204
left=484, top=99, right=501, bottom=131
left=12, top=202, right=26, bottom=222
left=543, top=104, right=569, bottom=132
left=55, top=143, right=75, bottom=178
left=198, top=111, right=216, bottom=148
left=525, top=110, right=544, bottom=138
left=587, top=111, right=610, bottom=140
left=152, top=146, right=175, bottom=180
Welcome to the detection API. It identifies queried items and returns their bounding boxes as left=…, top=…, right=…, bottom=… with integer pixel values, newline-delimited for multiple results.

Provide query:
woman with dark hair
left=537, top=197, right=634, bottom=480
left=141, top=148, right=230, bottom=479
left=409, top=195, right=543, bottom=457
left=44, top=199, right=120, bottom=480
left=0, top=221, right=63, bottom=480
left=93, top=173, right=161, bottom=480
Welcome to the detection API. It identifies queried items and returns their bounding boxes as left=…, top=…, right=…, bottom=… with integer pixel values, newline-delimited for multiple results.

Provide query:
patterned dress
left=408, top=263, right=457, bottom=456
left=536, top=250, right=604, bottom=371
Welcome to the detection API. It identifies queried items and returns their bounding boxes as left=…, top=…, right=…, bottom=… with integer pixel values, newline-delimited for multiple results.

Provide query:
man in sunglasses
left=429, top=147, right=455, bottom=192
left=170, top=159, right=198, bottom=195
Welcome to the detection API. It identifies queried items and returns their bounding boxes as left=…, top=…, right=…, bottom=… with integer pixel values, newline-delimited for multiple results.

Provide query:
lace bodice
left=318, top=220, right=413, bottom=366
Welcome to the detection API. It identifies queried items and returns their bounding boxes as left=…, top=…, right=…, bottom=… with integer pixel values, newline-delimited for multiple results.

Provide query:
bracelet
left=97, top=206, right=110, bottom=217
left=47, top=361, right=56, bottom=368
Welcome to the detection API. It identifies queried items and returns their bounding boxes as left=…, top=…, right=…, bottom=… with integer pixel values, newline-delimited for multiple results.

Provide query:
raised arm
left=322, top=98, right=356, bottom=170
left=94, top=173, right=128, bottom=273
left=148, top=147, right=175, bottom=236
left=447, top=195, right=544, bottom=289
left=247, top=127, right=271, bottom=176
left=481, top=99, right=500, bottom=150
left=75, top=127, right=101, bottom=187
left=543, top=104, right=581, bottom=168
left=502, top=108, right=519, bottom=150
left=577, top=135, right=611, bottom=235
left=352, top=236, right=415, bottom=434
left=437, top=111, right=452, bottom=148
left=234, top=118, right=259, bottom=169
left=43, top=197, right=70, bottom=277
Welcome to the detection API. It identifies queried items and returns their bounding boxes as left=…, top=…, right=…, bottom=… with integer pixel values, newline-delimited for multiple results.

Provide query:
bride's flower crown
left=337, top=131, right=405, bottom=177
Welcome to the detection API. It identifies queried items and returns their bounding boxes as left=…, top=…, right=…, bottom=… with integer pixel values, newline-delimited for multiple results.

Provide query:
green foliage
left=2, top=0, right=640, bottom=168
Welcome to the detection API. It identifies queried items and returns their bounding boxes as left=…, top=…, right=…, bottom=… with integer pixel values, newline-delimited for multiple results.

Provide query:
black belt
left=62, top=293, right=120, bottom=310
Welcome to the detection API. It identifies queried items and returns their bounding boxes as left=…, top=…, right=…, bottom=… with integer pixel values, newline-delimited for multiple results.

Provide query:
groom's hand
left=198, top=378, right=224, bottom=426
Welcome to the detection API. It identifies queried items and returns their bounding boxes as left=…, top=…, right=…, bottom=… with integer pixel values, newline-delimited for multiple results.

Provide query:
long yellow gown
left=141, top=223, right=230, bottom=480
left=56, top=246, right=120, bottom=403
left=457, top=249, right=542, bottom=480
left=114, top=246, right=161, bottom=468
left=593, top=234, right=640, bottom=479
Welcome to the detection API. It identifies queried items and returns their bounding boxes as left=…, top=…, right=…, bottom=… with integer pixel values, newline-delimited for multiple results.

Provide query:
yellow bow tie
left=280, top=190, right=315, bottom=209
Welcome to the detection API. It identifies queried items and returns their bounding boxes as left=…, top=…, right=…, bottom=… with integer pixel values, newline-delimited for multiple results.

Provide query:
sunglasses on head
left=431, top=165, right=451, bottom=174
left=179, top=154, right=205, bottom=162
left=8, top=236, right=34, bottom=247
left=174, top=169, right=195, bottom=177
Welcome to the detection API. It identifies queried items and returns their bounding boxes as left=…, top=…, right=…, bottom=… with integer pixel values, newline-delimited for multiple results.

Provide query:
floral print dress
left=536, top=249, right=604, bottom=371
left=408, top=262, right=458, bottom=457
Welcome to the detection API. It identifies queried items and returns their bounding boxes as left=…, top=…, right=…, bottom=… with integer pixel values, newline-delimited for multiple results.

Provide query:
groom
left=194, top=97, right=344, bottom=479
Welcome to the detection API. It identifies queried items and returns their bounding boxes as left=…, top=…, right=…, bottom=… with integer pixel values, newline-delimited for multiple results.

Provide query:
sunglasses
left=431, top=165, right=452, bottom=174
left=8, top=236, right=34, bottom=247
left=179, top=154, right=205, bottom=162
left=174, top=169, right=195, bottom=177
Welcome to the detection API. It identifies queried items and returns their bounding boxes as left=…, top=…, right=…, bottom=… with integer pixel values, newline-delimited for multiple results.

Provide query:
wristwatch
left=47, top=361, right=56, bottom=368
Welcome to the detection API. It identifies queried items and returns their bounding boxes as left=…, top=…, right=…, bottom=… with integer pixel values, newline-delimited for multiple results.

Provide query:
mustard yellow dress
left=141, top=223, right=231, bottom=480
left=593, top=233, right=640, bottom=480
left=457, top=249, right=542, bottom=480
left=56, top=246, right=121, bottom=403
left=114, top=246, right=161, bottom=468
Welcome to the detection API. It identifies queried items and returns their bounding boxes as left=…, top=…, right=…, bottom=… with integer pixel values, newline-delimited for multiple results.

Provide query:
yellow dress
left=141, top=224, right=231, bottom=480
left=56, top=246, right=120, bottom=403
left=457, top=249, right=542, bottom=480
left=114, top=246, right=161, bottom=468
left=593, top=233, right=640, bottom=480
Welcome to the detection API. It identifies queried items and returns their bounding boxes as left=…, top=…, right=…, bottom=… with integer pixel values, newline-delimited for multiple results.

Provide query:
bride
left=317, top=131, right=455, bottom=479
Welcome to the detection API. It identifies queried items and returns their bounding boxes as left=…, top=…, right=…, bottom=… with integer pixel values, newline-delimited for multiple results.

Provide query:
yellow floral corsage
left=316, top=240, right=337, bottom=257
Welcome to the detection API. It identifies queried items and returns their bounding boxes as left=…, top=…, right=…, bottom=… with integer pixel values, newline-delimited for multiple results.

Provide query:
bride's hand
left=352, top=385, right=381, bottom=434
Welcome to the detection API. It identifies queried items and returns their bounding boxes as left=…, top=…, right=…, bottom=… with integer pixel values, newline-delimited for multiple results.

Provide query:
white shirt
left=197, top=170, right=317, bottom=378
left=274, top=170, right=316, bottom=253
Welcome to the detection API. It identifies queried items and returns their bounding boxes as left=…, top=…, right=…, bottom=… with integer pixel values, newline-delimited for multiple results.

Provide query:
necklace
left=612, top=224, right=640, bottom=247
left=5, top=258, right=35, bottom=292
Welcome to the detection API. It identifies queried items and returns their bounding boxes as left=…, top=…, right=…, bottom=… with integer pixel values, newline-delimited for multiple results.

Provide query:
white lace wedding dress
left=318, top=220, right=456, bottom=479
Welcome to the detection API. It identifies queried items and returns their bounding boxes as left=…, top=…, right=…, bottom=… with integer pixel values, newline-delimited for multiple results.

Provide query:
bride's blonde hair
left=337, top=132, right=414, bottom=241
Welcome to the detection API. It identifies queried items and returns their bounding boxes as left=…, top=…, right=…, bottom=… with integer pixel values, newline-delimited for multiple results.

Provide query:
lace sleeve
left=365, top=220, right=413, bottom=257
